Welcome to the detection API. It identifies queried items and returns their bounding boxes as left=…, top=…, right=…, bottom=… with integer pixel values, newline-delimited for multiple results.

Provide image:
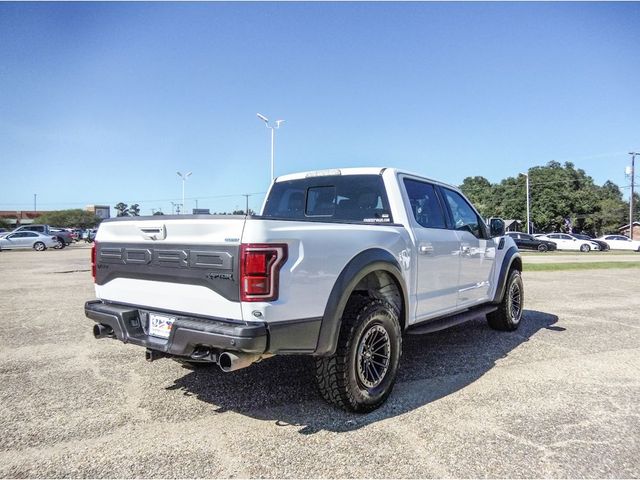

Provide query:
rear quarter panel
left=240, top=219, right=412, bottom=324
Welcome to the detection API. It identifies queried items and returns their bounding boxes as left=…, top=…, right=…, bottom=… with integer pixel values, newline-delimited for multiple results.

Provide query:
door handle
left=419, top=243, right=434, bottom=254
left=139, top=225, right=166, bottom=240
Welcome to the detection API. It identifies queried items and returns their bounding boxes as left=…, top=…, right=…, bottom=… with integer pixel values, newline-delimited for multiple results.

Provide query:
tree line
left=460, top=161, right=638, bottom=235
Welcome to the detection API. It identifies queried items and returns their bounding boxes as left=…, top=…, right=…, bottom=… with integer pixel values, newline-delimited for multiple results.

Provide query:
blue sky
left=1, top=2, right=639, bottom=215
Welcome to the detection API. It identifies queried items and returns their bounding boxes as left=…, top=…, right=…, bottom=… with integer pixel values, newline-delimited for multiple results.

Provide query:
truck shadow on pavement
left=168, top=309, right=560, bottom=434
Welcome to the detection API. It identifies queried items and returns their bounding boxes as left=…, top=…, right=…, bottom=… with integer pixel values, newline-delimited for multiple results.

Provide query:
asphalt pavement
left=0, top=246, right=638, bottom=478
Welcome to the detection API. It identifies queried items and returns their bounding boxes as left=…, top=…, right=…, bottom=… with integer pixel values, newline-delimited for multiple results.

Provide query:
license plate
left=148, top=313, right=175, bottom=339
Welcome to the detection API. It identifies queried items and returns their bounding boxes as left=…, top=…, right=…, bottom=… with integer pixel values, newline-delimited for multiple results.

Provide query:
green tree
left=0, top=218, right=11, bottom=230
left=34, top=209, right=102, bottom=228
left=129, top=204, right=141, bottom=216
left=459, top=161, right=628, bottom=235
left=114, top=202, right=129, bottom=217
left=459, top=176, right=496, bottom=218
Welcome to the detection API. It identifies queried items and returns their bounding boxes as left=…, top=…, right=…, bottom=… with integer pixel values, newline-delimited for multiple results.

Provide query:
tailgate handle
left=139, top=225, right=166, bottom=240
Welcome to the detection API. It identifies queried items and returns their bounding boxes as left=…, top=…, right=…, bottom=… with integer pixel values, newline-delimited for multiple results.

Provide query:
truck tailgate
left=94, top=216, right=246, bottom=320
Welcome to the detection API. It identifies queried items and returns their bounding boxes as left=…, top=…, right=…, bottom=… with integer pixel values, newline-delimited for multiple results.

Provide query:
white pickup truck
left=86, top=167, right=523, bottom=412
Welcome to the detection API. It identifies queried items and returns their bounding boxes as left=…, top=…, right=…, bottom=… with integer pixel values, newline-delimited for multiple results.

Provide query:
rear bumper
left=85, top=300, right=322, bottom=357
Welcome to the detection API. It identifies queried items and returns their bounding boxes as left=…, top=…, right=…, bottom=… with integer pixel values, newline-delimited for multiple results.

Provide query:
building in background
left=618, top=222, right=640, bottom=238
left=85, top=205, right=111, bottom=219
left=0, top=210, right=40, bottom=228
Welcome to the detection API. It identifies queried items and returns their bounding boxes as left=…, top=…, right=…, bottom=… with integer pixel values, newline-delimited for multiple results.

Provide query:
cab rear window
left=262, top=175, right=393, bottom=223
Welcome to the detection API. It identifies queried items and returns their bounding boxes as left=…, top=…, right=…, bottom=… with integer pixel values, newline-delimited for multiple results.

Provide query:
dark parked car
left=572, top=234, right=609, bottom=251
left=506, top=232, right=557, bottom=252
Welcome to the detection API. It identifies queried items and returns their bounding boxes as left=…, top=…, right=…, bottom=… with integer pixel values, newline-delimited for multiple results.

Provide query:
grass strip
left=525, top=262, right=640, bottom=272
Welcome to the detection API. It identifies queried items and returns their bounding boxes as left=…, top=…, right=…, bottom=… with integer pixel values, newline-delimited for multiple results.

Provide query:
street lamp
left=628, top=152, right=637, bottom=239
left=177, top=171, right=192, bottom=215
left=523, top=171, right=531, bottom=234
left=257, top=113, right=285, bottom=182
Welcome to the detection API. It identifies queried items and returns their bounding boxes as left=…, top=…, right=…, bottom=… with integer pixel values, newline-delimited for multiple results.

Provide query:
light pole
left=177, top=171, right=192, bottom=215
left=628, top=152, right=637, bottom=239
left=257, top=113, right=284, bottom=182
left=523, top=171, right=531, bottom=234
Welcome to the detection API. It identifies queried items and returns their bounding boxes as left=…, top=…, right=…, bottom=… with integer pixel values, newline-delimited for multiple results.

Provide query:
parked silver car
left=0, top=231, right=58, bottom=251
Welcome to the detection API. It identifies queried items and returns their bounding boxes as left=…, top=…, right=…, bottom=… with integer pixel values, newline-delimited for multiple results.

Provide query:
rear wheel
left=579, top=244, right=590, bottom=252
left=315, top=295, right=402, bottom=412
left=537, top=243, right=548, bottom=252
left=53, top=237, right=65, bottom=249
left=487, top=269, right=523, bottom=331
left=33, top=242, right=46, bottom=251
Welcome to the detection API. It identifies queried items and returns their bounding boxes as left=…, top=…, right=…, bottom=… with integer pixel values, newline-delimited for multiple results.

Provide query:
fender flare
left=492, top=246, right=522, bottom=304
left=314, top=248, right=409, bottom=356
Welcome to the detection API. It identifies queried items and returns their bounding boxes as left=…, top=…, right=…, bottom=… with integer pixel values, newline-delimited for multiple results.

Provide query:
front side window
left=441, top=188, right=484, bottom=238
left=403, top=179, right=447, bottom=229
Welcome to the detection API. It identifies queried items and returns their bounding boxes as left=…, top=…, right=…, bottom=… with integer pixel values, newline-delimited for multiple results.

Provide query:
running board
left=406, top=305, right=498, bottom=335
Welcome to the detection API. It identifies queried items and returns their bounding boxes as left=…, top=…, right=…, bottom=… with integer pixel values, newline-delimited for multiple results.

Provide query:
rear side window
left=263, top=175, right=393, bottom=223
left=403, top=179, right=447, bottom=229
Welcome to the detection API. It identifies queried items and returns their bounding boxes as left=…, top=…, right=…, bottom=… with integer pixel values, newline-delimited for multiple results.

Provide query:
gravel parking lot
left=1, top=246, right=639, bottom=478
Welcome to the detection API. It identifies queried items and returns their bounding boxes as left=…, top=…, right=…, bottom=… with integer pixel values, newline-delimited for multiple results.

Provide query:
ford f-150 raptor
left=86, top=167, right=523, bottom=412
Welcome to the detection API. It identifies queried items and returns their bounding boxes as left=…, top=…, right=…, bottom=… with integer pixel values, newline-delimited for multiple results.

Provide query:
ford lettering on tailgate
left=95, top=243, right=240, bottom=301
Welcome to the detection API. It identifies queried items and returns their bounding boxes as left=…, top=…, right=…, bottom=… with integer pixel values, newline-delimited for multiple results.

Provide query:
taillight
left=91, top=241, right=97, bottom=282
left=240, top=243, right=288, bottom=302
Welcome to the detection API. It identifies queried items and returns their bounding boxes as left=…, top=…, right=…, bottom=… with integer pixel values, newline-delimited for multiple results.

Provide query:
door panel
left=414, top=227, right=461, bottom=317
left=402, top=178, right=461, bottom=319
left=439, top=187, right=496, bottom=306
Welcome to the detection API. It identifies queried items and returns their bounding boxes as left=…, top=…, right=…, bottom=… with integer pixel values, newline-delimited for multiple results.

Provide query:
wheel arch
left=492, top=246, right=522, bottom=304
left=314, top=248, right=408, bottom=356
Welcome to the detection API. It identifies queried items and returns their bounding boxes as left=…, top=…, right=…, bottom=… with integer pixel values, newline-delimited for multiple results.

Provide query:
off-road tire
left=487, top=269, right=524, bottom=331
left=315, top=295, right=402, bottom=412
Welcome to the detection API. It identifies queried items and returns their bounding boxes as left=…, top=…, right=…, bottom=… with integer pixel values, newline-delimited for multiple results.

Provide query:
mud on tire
left=315, top=295, right=402, bottom=412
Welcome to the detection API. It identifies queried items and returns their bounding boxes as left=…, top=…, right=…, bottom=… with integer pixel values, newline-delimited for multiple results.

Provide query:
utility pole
left=525, top=172, right=531, bottom=234
left=242, top=194, right=250, bottom=215
left=34, top=194, right=37, bottom=214
left=632, top=153, right=636, bottom=239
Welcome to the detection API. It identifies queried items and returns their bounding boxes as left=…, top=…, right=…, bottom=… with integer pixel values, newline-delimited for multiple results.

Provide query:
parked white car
left=539, top=233, right=600, bottom=252
left=0, top=231, right=58, bottom=251
left=596, top=235, right=640, bottom=252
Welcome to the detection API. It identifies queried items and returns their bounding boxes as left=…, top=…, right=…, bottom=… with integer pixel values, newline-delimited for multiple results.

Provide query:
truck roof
left=275, top=167, right=460, bottom=192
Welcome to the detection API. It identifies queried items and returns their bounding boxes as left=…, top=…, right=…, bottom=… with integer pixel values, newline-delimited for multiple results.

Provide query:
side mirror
left=488, top=218, right=505, bottom=237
